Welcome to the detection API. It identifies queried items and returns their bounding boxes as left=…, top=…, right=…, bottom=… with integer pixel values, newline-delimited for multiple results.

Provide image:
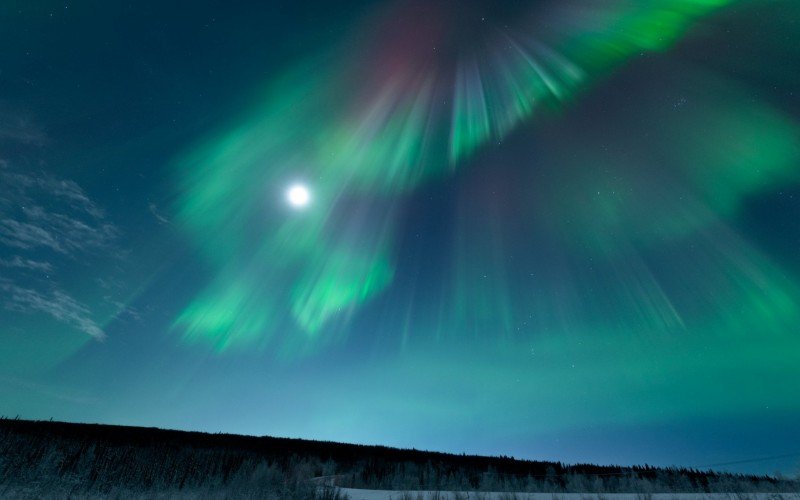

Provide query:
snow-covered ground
left=335, top=490, right=800, bottom=500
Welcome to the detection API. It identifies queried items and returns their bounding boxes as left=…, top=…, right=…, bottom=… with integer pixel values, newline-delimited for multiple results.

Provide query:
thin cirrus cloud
left=0, top=167, right=117, bottom=254
left=0, top=256, right=53, bottom=272
left=0, top=207, right=118, bottom=254
left=0, top=280, right=106, bottom=340
left=148, top=202, right=171, bottom=225
left=0, top=113, right=46, bottom=147
left=0, top=160, right=120, bottom=341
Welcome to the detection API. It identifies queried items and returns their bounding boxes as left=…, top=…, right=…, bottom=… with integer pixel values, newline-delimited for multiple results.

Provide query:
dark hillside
left=0, top=418, right=796, bottom=497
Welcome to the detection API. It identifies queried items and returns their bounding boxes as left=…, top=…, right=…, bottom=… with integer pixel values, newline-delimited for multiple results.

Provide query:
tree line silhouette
left=1, top=418, right=796, bottom=498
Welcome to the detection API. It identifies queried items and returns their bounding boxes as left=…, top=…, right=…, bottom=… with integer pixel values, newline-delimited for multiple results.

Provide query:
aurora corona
left=171, top=0, right=787, bottom=354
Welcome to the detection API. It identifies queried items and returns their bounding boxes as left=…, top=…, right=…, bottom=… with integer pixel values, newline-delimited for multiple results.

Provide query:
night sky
left=2, top=0, right=800, bottom=476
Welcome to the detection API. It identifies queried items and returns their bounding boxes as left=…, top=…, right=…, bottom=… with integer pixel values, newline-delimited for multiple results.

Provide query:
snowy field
left=335, top=490, right=800, bottom=500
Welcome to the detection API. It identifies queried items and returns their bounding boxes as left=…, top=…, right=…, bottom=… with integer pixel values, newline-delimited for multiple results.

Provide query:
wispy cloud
left=0, top=168, right=118, bottom=256
left=1, top=161, right=120, bottom=340
left=1, top=280, right=106, bottom=340
left=148, top=202, right=171, bottom=225
left=0, top=256, right=53, bottom=272
left=0, top=218, right=63, bottom=252
left=0, top=113, right=46, bottom=147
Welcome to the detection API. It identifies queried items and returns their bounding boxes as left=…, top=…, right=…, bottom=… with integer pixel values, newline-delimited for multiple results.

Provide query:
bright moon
left=286, top=184, right=311, bottom=208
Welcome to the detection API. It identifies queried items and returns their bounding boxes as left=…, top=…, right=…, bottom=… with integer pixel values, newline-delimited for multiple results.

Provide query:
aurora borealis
left=2, top=0, right=800, bottom=476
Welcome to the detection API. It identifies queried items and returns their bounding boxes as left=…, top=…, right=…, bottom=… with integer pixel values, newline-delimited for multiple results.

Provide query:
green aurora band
left=171, top=0, right=800, bottom=355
